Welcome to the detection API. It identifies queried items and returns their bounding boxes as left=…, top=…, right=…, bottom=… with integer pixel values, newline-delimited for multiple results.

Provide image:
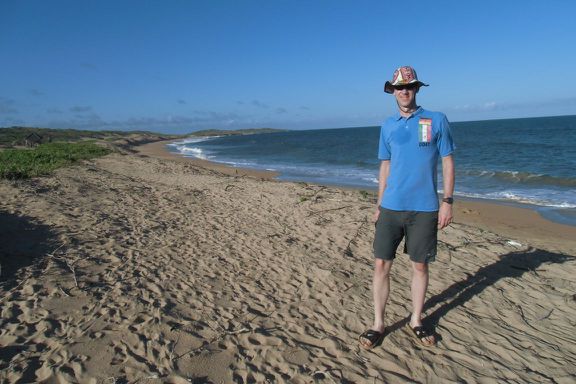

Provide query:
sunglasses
left=393, top=83, right=419, bottom=91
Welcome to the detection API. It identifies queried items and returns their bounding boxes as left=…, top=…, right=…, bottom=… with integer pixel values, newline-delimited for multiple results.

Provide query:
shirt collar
left=393, top=106, right=424, bottom=121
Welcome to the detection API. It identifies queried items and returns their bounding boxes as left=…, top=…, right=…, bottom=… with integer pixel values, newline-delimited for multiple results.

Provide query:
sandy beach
left=1, top=140, right=575, bottom=383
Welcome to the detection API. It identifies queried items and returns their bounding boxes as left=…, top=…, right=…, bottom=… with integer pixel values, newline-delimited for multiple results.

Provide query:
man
left=359, top=66, right=455, bottom=349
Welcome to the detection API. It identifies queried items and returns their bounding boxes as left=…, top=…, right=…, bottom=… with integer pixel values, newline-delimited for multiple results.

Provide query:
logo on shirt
left=418, top=118, right=432, bottom=147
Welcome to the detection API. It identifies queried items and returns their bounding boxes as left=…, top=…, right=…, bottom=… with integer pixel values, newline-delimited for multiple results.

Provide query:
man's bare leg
left=360, top=258, right=393, bottom=348
left=372, top=258, right=393, bottom=332
left=409, top=261, right=435, bottom=345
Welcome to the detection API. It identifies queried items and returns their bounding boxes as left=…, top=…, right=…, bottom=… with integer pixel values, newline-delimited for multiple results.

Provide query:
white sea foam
left=181, top=147, right=209, bottom=160
left=453, top=190, right=576, bottom=209
left=167, top=136, right=213, bottom=147
left=167, top=136, right=217, bottom=160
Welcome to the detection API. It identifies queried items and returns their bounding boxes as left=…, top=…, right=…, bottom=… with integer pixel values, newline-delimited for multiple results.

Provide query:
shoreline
left=136, top=139, right=279, bottom=180
left=138, top=139, right=576, bottom=252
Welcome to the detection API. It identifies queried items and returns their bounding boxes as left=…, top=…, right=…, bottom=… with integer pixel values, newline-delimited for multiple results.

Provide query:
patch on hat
left=393, top=67, right=416, bottom=85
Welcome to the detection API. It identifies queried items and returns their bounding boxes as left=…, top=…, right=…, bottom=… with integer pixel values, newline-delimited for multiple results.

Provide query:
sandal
left=405, top=323, right=436, bottom=346
left=359, top=329, right=385, bottom=349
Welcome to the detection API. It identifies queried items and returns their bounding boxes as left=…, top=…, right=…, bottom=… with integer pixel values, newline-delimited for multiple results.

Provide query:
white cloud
left=447, top=97, right=576, bottom=115
left=251, top=100, right=269, bottom=109
left=0, top=116, right=25, bottom=126
left=29, top=89, right=45, bottom=96
left=450, top=101, right=500, bottom=112
left=69, top=106, right=93, bottom=113
left=0, top=97, right=18, bottom=114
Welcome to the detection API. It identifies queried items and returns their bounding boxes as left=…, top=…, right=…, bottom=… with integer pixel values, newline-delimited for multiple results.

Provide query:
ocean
left=168, top=115, right=576, bottom=226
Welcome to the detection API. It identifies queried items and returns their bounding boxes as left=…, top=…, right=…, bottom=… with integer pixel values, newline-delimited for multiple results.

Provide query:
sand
left=1, top=140, right=575, bottom=383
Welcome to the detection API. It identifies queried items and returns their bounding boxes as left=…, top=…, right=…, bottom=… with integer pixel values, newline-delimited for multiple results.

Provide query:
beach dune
left=1, top=143, right=575, bottom=383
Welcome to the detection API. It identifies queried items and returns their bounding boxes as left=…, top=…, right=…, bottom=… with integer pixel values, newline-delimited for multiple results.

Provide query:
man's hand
left=373, top=207, right=381, bottom=223
left=438, top=203, right=453, bottom=229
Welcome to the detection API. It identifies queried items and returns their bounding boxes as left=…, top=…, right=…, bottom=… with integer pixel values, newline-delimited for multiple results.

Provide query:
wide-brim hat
left=384, top=66, right=429, bottom=94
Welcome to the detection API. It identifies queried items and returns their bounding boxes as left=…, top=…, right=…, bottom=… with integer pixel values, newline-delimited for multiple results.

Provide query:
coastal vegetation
left=0, top=142, right=111, bottom=180
left=0, top=126, right=178, bottom=180
left=0, top=126, right=283, bottom=147
left=0, top=126, right=282, bottom=180
left=0, top=126, right=181, bottom=147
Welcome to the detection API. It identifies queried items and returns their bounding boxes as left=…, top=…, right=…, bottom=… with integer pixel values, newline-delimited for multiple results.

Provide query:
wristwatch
left=442, top=197, right=454, bottom=205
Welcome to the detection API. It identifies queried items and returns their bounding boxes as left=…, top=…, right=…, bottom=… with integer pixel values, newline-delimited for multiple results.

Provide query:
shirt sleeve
left=437, top=114, right=455, bottom=157
left=378, top=123, right=391, bottom=160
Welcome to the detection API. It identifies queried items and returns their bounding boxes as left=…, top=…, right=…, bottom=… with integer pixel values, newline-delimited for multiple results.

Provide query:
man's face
left=393, top=83, right=419, bottom=109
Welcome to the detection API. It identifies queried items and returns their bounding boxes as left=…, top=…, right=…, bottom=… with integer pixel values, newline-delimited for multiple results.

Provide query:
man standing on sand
left=359, top=66, right=455, bottom=349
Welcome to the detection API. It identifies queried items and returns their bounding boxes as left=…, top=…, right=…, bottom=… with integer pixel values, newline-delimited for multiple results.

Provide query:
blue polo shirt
left=378, top=107, right=455, bottom=212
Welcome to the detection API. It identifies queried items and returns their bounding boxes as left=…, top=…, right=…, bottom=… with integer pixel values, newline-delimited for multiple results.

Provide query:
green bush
left=0, top=142, right=111, bottom=179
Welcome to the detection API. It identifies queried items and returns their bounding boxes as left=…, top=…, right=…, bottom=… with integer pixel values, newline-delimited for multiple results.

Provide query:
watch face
left=443, top=197, right=453, bottom=204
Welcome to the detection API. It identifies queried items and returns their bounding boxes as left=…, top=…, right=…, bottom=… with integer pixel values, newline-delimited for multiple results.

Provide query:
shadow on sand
left=0, top=211, right=58, bottom=291
left=387, top=247, right=575, bottom=336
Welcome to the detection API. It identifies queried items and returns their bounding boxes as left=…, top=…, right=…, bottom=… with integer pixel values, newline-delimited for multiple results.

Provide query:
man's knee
left=374, top=258, right=393, bottom=277
left=411, top=261, right=428, bottom=274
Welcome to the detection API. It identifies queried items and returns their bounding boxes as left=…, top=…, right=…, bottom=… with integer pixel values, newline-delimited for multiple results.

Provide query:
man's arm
left=438, top=154, right=455, bottom=229
left=374, top=160, right=390, bottom=221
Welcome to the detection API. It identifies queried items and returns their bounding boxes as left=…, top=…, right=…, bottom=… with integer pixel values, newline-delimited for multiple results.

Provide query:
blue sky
left=1, top=0, right=575, bottom=133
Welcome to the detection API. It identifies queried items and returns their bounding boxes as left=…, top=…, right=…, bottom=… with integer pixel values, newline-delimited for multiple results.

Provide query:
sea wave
left=167, top=136, right=215, bottom=146
left=180, top=147, right=210, bottom=160
left=460, top=169, right=576, bottom=187
left=454, top=190, right=576, bottom=209
left=170, top=137, right=576, bottom=210
left=167, top=136, right=218, bottom=161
